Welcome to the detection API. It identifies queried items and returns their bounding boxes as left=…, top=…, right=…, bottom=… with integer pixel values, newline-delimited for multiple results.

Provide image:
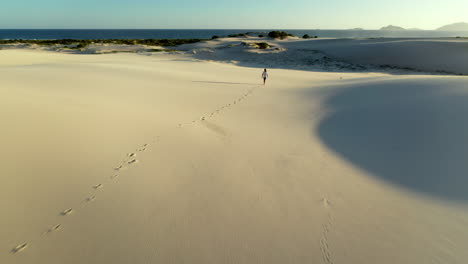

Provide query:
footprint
left=110, top=174, right=119, bottom=180
left=128, top=153, right=136, bottom=158
left=321, top=198, right=332, bottom=208
left=114, top=165, right=123, bottom=171
left=127, top=159, right=138, bottom=164
left=46, top=224, right=62, bottom=234
left=85, top=196, right=96, bottom=202
left=320, top=214, right=335, bottom=264
left=61, top=208, right=73, bottom=216
left=200, top=117, right=206, bottom=121
left=93, top=184, right=103, bottom=190
left=137, top=148, right=146, bottom=152
left=11, top=243, right=28, bottom=254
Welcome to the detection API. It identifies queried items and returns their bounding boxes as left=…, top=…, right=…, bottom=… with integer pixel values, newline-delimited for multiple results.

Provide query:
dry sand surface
left=1, top=38, right=468, bottom=264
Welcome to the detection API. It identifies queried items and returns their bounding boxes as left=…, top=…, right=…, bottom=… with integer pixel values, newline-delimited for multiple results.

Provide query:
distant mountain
left=380, top=25, right=406, bottom=31
left=437, top=22, right=468, bottom=31
left=407, top=28, right=423, bottom=31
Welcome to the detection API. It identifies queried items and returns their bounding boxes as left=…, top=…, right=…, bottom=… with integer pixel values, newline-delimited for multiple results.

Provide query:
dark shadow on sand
left=316, top=78, right=468, bottom=202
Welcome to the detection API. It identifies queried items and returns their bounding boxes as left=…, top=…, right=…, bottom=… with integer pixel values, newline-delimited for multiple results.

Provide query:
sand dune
left=1, top=40, right=468, bottom=264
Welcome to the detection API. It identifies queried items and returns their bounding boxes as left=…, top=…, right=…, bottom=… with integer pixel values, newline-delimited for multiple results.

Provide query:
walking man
left=262, top=69, right=268, bottom=85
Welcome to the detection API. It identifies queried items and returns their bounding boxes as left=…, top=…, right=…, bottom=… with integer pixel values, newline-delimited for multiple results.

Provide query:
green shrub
left=303, top=34, right=311, bottom=39
left=258, top=34, right=264, bottom=37
left=147, top=48, right=177, bottom=52
left=75, top=43, right=88, bottom=49
left=256, top=42, right=269, bottom=49
left=211, top=35, right=219, bottom=39
left=268, top=31, right=291, bottom=39
left=228, top=33, right=247, bottom=38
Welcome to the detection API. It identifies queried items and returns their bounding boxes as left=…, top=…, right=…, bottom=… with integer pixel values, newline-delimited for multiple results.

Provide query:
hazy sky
left=1, top=0, right=467, bottom=29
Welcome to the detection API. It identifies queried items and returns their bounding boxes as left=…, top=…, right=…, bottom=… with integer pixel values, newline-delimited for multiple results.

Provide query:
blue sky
left=1, top=0, right=467, bottom=29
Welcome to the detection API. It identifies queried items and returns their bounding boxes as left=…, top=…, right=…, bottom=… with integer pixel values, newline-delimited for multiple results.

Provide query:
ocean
left=0, top=29, right=467, bottom=40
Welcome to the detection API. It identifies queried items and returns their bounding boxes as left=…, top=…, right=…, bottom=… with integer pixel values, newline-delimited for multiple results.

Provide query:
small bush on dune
left=228, top=33, right=247, bottom=38
left=75, top=43, right=88, bottom=49
left=303, top=34, right=311, bottom=39
left=268, top=31, right=292, bottom=39
left=258, top=34, right=264, bottom=37
left=147, top=48, right=177, bottom=52
left=256, top=42, right=269, bottom=49
left=211, top=35, right=219, bottom=39
left=268, top=31, right=283, bottom=39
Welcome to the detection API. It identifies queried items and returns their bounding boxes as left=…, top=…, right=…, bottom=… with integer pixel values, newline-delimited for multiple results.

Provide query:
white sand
left=1, top=39, right=468, bottom=264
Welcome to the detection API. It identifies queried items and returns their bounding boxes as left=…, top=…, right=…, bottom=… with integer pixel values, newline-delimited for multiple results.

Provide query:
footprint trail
left=9, top=83, right=260, bottom=255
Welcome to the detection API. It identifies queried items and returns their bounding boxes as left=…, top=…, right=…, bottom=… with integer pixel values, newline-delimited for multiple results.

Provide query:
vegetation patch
left=302, top=34, right=318, bottom=39
left=147, top=48, right=178, bottom=52
left=255, top=42, right=269, bottom=49
left=0, top=38, right=206, bottom=47
left=228, top=33, right=247, bottom=38
left=268, top=31, right=295, bottom=39
left=108, top=50, right=137, bottom=53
